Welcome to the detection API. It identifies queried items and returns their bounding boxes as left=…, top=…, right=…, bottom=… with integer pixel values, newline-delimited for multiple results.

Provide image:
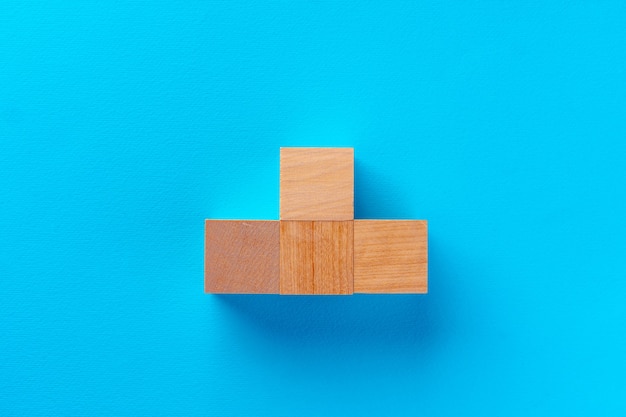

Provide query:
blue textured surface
left=1, top=2, right=625, bottom=416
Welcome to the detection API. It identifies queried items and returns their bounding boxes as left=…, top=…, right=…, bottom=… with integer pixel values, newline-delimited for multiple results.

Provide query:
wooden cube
left=280, top=221, right=354, bottom=295
left=354, top=220, right=427, bottom=293
left=205, top=220, right=279, bottom=294
left=280, top=147, right=354, bottom=220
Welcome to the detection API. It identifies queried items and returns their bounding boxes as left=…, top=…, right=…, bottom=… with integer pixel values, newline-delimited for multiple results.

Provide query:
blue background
left=1, top=2, right=625, bottom=416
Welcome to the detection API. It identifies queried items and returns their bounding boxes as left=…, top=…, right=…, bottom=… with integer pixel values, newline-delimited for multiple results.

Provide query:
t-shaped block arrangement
left=205, top=147, right=427, bottom=295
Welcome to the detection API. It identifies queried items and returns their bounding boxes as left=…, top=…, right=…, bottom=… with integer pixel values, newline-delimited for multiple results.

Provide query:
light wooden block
left=354, top=220, right=427, bottom=293
left=280, top=221, right=354, bottom=295
left=205, top=220, right=279, bottom=294
left=280, top=147, right=354, bottom=220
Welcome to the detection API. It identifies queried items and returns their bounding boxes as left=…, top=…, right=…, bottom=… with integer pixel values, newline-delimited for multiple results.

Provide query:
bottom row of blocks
left=205, top=220, right=427, bottom=295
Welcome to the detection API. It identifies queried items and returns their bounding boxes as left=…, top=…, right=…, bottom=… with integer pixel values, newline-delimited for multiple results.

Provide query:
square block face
left=280, top=148, right=354, bottom=220
left=354, top=220, right=427, bottom=293
left=205, top=220, right=279, bottom=294
left=280, top=221, right=354, bottom=295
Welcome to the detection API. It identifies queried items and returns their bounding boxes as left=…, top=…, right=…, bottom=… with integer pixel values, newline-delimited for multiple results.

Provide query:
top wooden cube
left=280, top=148, right=354, bottom=220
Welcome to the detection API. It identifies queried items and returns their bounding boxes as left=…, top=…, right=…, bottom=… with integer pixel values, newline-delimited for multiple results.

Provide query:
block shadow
left=354, top=158, right=418, bottom=219
left=215, top=239, right=454, bottom=356
left=214, top=157, right=454, bottom=356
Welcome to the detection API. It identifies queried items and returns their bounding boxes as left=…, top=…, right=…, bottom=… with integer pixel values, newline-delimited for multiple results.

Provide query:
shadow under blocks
left=205, top=148, right=452, bottom=355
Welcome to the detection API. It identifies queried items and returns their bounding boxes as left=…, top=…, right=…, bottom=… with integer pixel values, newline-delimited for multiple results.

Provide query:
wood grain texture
left=280, top=221, right=354, bottom=295
left=354, top=220, right=427, bottom=293
left=205, top=220, right=279, bottom=294
left=279, top=221, right=314, bottom=294
left=280, top=147, right=354, bottom=220
left=313, top=221, right=354, bottom=294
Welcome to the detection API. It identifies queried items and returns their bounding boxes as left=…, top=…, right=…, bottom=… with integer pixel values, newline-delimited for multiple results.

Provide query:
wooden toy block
left=354, top=220, right=428, bottom=293
left=205, top=220, right=279, bottom=294
left=205, top=148, right=429, bottom=295
left=280, top=147, right=354, bottom=220
left=280, top=221, right=354, bottom=295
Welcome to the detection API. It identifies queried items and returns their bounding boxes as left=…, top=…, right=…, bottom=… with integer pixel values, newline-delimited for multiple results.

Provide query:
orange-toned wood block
left=280, top=148, right=354, bottom=220
left=205, top=220, right=279, bottom=294
left=280, top=221, right=354, bottom=295
left=354, top=220, right=427, bottom=293
left=279, top=221, right=313, bottom=294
